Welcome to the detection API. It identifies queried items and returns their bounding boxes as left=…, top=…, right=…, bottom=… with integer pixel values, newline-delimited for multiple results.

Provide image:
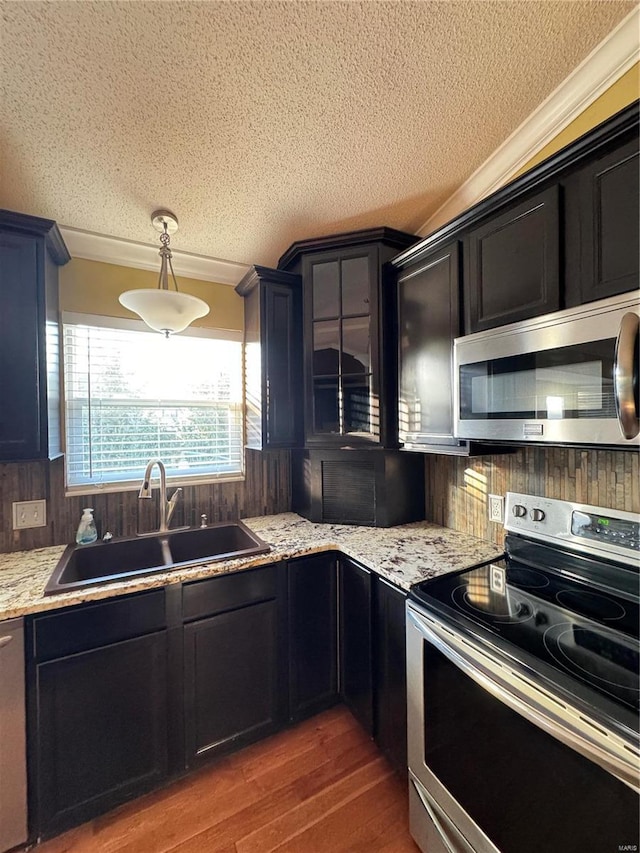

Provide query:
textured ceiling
left=1, top=0, right=635, bottom=268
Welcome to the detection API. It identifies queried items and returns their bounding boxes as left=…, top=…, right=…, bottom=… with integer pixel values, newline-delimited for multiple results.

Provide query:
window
left=63, top=316, right=244, bottom=490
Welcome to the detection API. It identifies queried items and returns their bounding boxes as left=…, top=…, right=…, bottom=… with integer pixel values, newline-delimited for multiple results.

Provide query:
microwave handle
left=614, top=311, right=639, bottom=439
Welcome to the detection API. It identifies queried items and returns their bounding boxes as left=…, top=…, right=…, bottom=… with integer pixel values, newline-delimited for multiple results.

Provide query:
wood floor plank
left=234, top=759, right=392, bottom=853
left=269, top=773, right=412, bottom=853
left=35, top=707, right=418, bottom=853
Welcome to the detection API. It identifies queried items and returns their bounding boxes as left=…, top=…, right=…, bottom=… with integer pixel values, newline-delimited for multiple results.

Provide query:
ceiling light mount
left=119, top=210, right=210, bottom=337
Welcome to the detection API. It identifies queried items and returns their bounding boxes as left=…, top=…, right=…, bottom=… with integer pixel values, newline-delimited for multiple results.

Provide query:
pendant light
left=119, top=210, right=210, bottom=337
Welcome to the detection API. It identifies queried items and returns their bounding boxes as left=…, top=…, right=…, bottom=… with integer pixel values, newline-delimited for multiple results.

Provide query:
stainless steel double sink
left=44, top=521, right=271, bottom=595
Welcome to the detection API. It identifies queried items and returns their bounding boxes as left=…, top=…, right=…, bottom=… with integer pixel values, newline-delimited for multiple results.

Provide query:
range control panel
left=504, top=493, right=640, bottom=566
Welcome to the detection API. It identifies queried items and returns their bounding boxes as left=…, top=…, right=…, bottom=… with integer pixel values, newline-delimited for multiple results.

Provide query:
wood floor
left=34, top=706, right=420, bottom=853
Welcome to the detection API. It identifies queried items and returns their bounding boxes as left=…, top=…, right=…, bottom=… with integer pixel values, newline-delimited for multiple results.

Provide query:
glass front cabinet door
left=305, top=248, right=378, bottom=444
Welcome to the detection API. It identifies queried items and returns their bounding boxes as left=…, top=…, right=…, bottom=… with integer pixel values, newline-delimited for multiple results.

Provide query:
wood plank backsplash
left=1, top=444, right=637, bottom=554
left=0, top=448, right=291, bottom=553
left=425, top=447, right=639, bottom=547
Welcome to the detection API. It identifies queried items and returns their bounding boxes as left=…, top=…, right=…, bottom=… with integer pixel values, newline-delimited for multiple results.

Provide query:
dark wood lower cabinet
left=339, top=556, right=373, bottom=735
left=288, top=553, right=339, bottom=721
left=32, top=630, right=169, bottom=838
left=374, top=578, right=408, bottom=776
left=27, top=554, right=408, bottom=841
left=184, top=599, right=283, bottom=768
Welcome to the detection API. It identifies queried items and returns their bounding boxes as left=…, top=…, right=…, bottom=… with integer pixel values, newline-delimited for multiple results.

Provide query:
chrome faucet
left=138, top=458, right=182, bottom=533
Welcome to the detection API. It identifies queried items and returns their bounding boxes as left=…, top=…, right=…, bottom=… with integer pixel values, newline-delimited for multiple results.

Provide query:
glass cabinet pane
left=342, top=317, right=370, bottom=375
left=343, top=375, right=373, bottom=434
left=313, top=377, right=340, bottom=433
left=312, top=262, right=340, bottom=318
left=313, top=320, right=340, bottom=375
left=341, top=256, right=370, bottom=316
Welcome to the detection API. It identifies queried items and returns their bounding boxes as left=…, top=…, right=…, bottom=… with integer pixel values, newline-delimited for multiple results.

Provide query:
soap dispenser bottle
left=76, top=508, right=98, bottom=545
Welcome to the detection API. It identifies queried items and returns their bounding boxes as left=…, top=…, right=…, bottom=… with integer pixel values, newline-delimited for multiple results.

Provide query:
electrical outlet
left=488, top=494, right=504, bottom=524
left=12, top=500, right=47, bottom=530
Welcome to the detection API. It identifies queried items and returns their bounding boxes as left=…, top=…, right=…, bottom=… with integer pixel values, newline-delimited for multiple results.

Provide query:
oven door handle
left=410, top=774, right=463, bottom=853
left=614, top=311, right=639, bottom=440
left=409, top=608, right=640, bottom=794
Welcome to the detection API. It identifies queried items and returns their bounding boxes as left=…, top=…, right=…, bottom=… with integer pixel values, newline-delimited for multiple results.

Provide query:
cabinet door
left=303, top=247, right=380, bottom=446
left=464, top=186, right=560, bottom=333
left=34, top=632, right=168, bottom=837
left=184, top=599, right=282, bottom=768
left=288, top=553, right=338, bottom=720
left=397, top=242, right=461, bottom=447
left=339, top=557, right=373, bottom=734
left=264, top=281, right=302, bottom=447
left=0, top=231, right=43, bottom=460
left=374, top=578, right=407, bottom=775
left=566, top=137, right=639, bottom=306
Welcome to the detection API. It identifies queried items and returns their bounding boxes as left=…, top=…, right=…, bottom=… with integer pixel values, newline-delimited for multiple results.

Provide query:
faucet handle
left=168, top=487, right=183, bottom=504
left=200, top=514, right=208, bottom=528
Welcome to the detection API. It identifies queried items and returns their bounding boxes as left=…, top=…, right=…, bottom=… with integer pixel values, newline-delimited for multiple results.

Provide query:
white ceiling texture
left=1, top=1, right=635, bottom=271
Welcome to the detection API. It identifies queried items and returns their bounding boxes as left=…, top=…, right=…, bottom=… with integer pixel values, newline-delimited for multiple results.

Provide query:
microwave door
left=454, top=291, right=640, bottom=447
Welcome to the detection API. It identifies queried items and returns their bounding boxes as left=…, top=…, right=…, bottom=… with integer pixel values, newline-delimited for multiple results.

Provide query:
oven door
left=453, top=291, right=640, bottom=446
left=406, top=602, right=640, bottom=853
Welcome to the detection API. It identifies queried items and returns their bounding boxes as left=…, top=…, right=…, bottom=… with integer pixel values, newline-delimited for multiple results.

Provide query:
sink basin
left=44, top=521, right=270, bottom=595
left=165, top=523, right=270, bottom=566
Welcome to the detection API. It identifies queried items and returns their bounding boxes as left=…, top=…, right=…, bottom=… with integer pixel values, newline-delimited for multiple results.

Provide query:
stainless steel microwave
left=453, top=291, right=640, bottom=447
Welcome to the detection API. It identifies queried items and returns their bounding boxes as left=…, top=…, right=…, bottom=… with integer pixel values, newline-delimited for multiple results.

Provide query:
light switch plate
left=13, top=500, right=47, bottom=530
left=488, top=494, right=504, bottom=524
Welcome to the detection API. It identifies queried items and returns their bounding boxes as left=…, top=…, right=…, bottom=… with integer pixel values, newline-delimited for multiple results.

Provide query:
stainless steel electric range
left=406, top=492, right=640, bottom=853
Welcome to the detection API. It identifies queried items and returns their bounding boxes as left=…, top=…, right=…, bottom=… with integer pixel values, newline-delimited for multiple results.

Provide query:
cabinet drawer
left=182, top=564, right=277, bottom=621
left=31, top=590, right=166, bottom=661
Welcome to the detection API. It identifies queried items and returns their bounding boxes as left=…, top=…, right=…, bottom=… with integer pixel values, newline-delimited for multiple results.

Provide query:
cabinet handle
left=614, top=311, right=639, bottom=439
left=0, top=635, right=14, bottom=649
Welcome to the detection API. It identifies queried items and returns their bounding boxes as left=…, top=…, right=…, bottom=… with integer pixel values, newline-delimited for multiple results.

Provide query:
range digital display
left=571, top=511, right=639, bottom=552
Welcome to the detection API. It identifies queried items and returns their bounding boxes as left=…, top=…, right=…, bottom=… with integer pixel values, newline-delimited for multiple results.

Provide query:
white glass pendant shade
left=119, top=289, right=209, bottom=336
left=118, top=210, right=210, bottom=336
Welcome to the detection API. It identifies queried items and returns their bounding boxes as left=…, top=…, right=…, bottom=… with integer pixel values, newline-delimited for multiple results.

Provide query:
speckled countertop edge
left=0, top=513, right=504, bottom=620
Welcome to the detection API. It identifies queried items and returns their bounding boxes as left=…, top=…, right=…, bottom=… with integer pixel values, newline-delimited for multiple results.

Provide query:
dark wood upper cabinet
left=464, top=186, right=561, bottom=333
left=0, top=210, right=70, bottom=461
left=565, top=136, right=639, bottom=307
left=396, top=241, right=462, bottom=450
left=236, top=265, right=302, bottom=449
left=278, top=228, right=418, bottom=448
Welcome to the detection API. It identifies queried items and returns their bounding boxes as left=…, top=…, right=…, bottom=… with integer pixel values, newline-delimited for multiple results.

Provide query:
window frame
left=61, top=313, right=246, bottom=496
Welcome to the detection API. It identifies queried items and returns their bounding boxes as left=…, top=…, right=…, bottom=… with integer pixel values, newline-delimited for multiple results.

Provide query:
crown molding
left=59, top=226, right=250, bottom=286
left=419, top=6, right=640, bottom=236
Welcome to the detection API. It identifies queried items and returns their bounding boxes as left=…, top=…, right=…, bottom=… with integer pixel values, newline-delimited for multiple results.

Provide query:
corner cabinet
left=236, top=266, right=303, bottom=449
left=278, top=228, right=418, bottom=448
left=0, top=210, right=70, bottom=461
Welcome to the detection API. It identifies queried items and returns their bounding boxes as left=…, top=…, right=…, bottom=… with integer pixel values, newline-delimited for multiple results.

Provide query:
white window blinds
left=63, top=320, right=243, bottom=488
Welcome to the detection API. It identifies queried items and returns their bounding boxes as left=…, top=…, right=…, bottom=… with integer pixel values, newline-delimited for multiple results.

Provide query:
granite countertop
left=0, top=513, right=504, bottom=621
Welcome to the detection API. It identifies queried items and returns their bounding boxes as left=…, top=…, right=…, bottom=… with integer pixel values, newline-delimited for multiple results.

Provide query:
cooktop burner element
left=556, top=589, right=626, bottom=621
left=543, top=623, right=639, bottom=708
left=505, top=566, right=550, bottom=588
